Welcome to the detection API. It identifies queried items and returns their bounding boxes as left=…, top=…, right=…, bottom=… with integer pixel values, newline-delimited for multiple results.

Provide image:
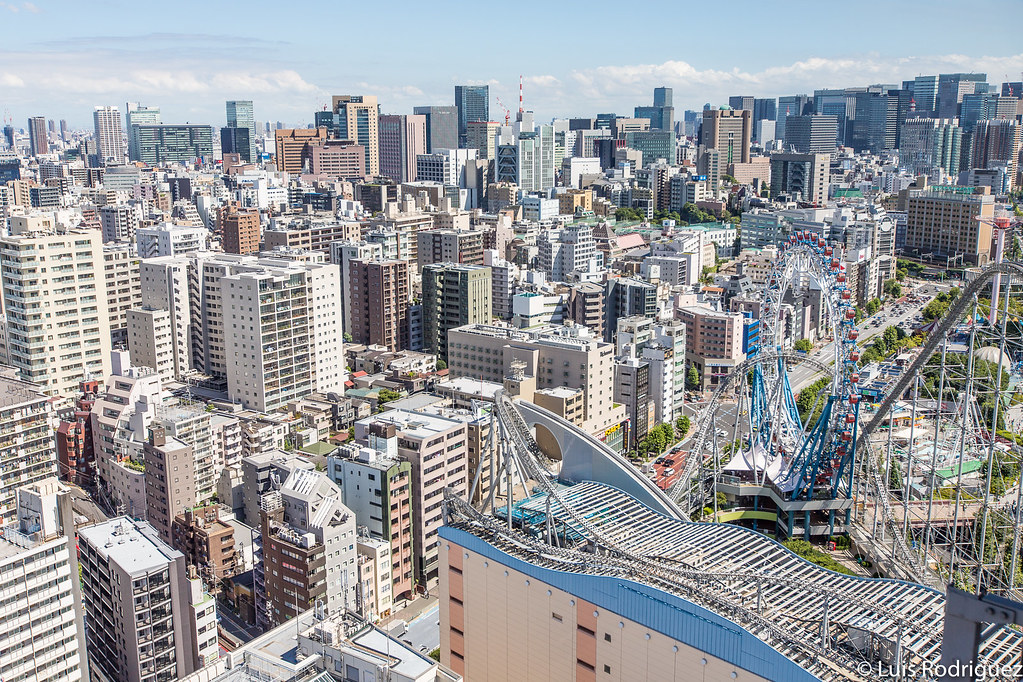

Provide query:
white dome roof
left=974, top=346, right=1012, bottom=368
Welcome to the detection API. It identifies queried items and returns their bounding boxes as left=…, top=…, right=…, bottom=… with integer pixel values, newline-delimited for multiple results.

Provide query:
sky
left=1, top=0, right=1022, bottom=129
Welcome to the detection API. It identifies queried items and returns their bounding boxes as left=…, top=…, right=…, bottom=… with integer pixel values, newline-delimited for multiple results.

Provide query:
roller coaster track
left=666, top=350, right=832, bottom=509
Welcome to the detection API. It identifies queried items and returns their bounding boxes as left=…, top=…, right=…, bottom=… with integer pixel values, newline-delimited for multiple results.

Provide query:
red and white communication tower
left=978, top=212, right=1022, bottom=324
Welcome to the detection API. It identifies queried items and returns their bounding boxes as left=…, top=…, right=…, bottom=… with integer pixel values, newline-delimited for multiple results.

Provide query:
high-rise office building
left=274, top=127, right=328, bottom=173
left=347, top=259, right=410, bottom=351
left=912, top=75, right=940, bottom=114
left=0, top=228, right=112, bottom=395
left=125, top=103, right=161, bottom=161
left=220, top=204, right=261, bottom=254
left=812, top=89, right=849, bottom=143
left=378, top=113, right=427, bottom=183
left=937, top=73, right=988, bottom=119
left=775, top=94, right=811, bottom=140
left=79, top=517, right=219, bottom=682
left=422, top=263, right=492, bottom=360
left=93, top=105, right=124, bottom=164
left=131, top=124, right=214, bottom=165
left=466, top=120, right=501, bottom=160
left=636, top=86, right=675, bottom=131
left=455, top=85, right=490, bottom=146
left=220, top=126, right=252, bottom=163
left=970, top=119, right=1021, bottom=169
left=328, top=95, right=380, bottom=176
left=899, top=117, right=962, bottom=179
left=226, top=100, right=257, bottom=162
left=769, top=152, right=830, bottom=204
left=414, top=105, right=459, bottom=152
left=3, top=123, right=14, bottom=149
left=0, top=479, right=89, bottom=682
left=700, top=108, right=752, bottom=164
left=754, top=97, right=777, bottom=123
left=27, top=116, right=48, bottom=156
left=783, top=115, right=839, bottom=153
left=728, top=95, right=755, bottom=111
left=851, top=89, right=899, bottom=153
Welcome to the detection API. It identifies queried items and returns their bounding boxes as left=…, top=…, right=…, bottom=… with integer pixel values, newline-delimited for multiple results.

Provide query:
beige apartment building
left=0, top=227, right=111, bottom=396
left=446, top=323, right=627, bottom=449
left=905, top=185, right=994, bottom=265
left=675, top=304, right=746, bottom=390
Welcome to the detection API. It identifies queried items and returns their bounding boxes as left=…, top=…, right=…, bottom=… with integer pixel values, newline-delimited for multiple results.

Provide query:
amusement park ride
left=442, top=209, right=1023, bottom=680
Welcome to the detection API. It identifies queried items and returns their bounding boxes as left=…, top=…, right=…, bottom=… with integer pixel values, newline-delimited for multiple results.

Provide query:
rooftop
left=79, top=517, right=182, bottom=574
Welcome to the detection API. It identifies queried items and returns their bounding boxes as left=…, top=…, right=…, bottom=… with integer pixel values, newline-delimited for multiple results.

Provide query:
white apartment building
left=140, top=254, right=199, bottom=377
left=153, top=402, right=216, bottom=506
left=79, top=518, right=218, bottom=682
left=0, top=479, right=88, bottom=682
left=136, top=222, right=207, bottom=258
left=222, top=255, right=343, bottom=411
left=537, top=221, right=600, bottom=282
left=357, top=536, right=393, bottom=622
left=103, top=243, right=142, bottom=347
left=330, top=240, right=385, bottom=334
left=0, top=227, right=112, bottom=396
left=127, top=307, right=176, bottom=382
left=0, top=372, right=55, bottom=523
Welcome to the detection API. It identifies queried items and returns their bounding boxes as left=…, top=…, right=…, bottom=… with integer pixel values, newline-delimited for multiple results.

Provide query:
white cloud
left=0, top=73, right=25, bottom=87
left=0, top=2, right=19, bottom=12
left=22, top=2, right=39, bottom=12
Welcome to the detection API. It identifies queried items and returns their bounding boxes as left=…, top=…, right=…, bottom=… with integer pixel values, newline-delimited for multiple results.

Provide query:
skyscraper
left=413, top=105, right=458, bottom=152
left=27, top=116, right=47, bottom=156
left=899, top=117, right=962, bottom=179
left=125, top=102, right=161, bottom=162
left=700, top=108, right=752, bottom=164
left=913, top=75, right=940, bottom=114
left=728, top=95, right=755, bottom=111
left=378, top=113, right=426, bottom=182
left=328, top=95, right=380, bottom=176
left=654, top=87, right=672, bottom=107
left=775, top=94, right=811, bottom=140
left=937, top=73, right=988, bottom=119
left=93, top=105, right=124, bottom=165
left=455, top=85, right=489, bottom=146
left=226, top=100, right=257, bottom=162
left=783, top=115, right=839, bottom=154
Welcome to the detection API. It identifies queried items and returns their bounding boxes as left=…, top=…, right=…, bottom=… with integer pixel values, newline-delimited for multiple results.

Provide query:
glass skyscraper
left=226, top=100, right=257, bottom=162
left=455, top=85, right=489, bottom=146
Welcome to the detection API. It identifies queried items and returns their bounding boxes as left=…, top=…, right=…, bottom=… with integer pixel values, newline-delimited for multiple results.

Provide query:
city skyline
left=1, top=0, right=1021, bottom=126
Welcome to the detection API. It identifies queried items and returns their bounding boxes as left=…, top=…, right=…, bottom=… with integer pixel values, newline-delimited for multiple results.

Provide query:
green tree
left=343, top=332, right=353, bottom=343
left=883, top=279, right=902, bottom=298
left=615, top=207, right=645, bottom=222
left=687, top=366, right=701, bottom=389
left=675, top=415, right=691, bottom=439
left=377, top=389, right=402, bottom=407
left=436, top=359, right=447, bottom=370
left=794, top=338, right=812, bottom=352
left=865, top=298, right=881, bottom=316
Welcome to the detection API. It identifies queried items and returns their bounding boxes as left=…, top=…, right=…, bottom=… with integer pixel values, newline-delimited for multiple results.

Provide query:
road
left=218, top=602, right=263, bottom=644
left=788, top=282, right=943, bottom=394
left=396, top=603, right=439, bottom=655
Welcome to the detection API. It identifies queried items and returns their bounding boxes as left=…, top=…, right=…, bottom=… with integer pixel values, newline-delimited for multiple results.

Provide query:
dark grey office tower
left=413, top=105, right=458, bottom=152
left=728, top=96, right=755, bottom=111
left=636, top=87, right=674, bottom=131
left=654, top=87, right=672, bottom=107
left=936, top=73, right=988, bottom=119
left=226, top=100, right=256, bottom=162
left=59, top=119, right=68, bottom=144
left=3, top=124, right=14, bottom=149
left=850, top=90, right=899, bottom=153
left=1002, top=82, right=1022, bottom=97
left=455, top=85, right=489, bottom=146
left=28, top=116, right=48, bottom=156
left=220, top=126, right=252, bottom=161
left=783, top=115, right=839, bottom=154
left=753, top=98, right=777, bottom=122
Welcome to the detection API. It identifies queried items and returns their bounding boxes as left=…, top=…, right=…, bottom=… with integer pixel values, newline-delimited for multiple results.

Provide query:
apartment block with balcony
left=353, top=410, right=468, bottom=589
left=0, top=479, right=88, bottom=682
left=0, top=228, right=112, bottom=396
left=79, top=517, right=218, bottom=682
left=0, top=372, right=56, bottom=523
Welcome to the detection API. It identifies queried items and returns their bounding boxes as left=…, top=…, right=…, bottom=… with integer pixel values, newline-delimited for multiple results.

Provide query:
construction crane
left=495, top=96, right=511, bottom=125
